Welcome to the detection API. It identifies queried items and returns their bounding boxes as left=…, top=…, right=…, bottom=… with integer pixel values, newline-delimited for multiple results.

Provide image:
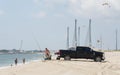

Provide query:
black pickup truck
left=55, top=46, right=105, bottom=62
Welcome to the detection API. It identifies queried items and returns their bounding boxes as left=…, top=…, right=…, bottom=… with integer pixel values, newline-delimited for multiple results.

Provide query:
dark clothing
left=23, top=58, right=25, bottom=64
left=15, top=58, right=18, bottom=65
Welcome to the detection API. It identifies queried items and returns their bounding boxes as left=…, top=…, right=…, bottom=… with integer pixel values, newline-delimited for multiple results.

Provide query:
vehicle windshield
left=68, top=47, right=76, bottom=50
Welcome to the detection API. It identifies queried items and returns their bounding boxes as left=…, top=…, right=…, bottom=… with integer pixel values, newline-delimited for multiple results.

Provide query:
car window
left=68, top=47, right=76, bottom=51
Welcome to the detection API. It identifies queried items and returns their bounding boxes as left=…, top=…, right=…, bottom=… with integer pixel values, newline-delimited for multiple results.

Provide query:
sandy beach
left=0, top=52, right=120, bottom=75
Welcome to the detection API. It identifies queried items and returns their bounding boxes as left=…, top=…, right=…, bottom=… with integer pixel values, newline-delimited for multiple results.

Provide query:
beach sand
left=0, top=52, right=120, bottom=75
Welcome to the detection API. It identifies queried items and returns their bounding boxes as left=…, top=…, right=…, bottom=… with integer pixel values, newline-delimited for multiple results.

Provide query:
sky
left=0, top=0, right=120, bottom=50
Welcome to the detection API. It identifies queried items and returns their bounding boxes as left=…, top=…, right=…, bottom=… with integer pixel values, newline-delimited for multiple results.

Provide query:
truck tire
left=64, top=56, right=71, bottom=60
left=94, top=57, right=102, bottom=62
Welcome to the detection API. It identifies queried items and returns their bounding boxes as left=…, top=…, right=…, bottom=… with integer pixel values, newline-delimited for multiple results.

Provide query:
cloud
left=0, top=10, right=5, bottom=16
left=33, top=0, right=120, bottom=19
left=32, top=11, right=47, bottom=18
left=67, top=0, right=120, bottom=18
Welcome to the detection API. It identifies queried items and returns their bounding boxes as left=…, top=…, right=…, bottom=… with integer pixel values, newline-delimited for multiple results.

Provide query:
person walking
left=23, top=58, right=25, bottom=64
left=15, top=58, right=18, bottom=66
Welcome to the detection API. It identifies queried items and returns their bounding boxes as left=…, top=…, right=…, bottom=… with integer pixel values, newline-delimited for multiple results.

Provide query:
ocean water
left=0, top=53, right=44, bottom=67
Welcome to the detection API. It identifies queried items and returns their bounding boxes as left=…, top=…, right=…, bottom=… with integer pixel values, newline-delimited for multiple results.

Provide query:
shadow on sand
left=59, top=59, right=108, bottom=63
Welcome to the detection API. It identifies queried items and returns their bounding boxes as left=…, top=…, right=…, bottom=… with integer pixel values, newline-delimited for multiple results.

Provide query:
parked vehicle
left=55, top=46, right=105, bottom=62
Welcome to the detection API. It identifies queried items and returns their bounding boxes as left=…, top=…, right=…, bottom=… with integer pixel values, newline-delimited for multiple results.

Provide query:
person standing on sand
left=23, top=58, right=25, bottom=64
left=15, top=58, right=18, bottom=66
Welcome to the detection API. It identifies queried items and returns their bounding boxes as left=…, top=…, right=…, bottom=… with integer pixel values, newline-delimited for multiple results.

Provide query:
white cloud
left=68, top=0, right=120, bottom=18
left=33, top=0, right=120, bottom=19
left=32, top=11, right=47, bottom=18
left=110, top=0, right=120, bottom=11
left=0, top=10, right=5, bottom=16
